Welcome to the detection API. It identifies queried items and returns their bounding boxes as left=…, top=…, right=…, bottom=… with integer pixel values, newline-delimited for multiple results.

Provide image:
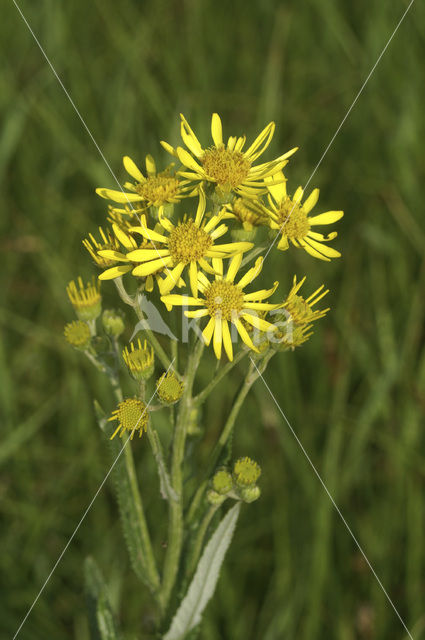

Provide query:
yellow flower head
left=97, top=222, right=171, bottom=292
left=233, top=457, right=261, bottom=487
left=227, top=197, right=268, bottom=231
left=64, top=320, right=91, bottom=349
left=96, top=155, right=192, bottom=209
left=123, top=339, right=154, bottom=380
left=82, top=226, right=121, bottom=269
left=108, top=397, right=149, bottom=440
left=66, top=277, right=102, bottom=321
left=212, top=469, right=233, bottom=495
left=124, top=189, right=253, bottom=297
left=264, top=172, right=344, bottom=261
left=161, top=255, right=281, bottom=361
left=156, top=371, right=184, bottom=405
left=272, top=322, right=314, bottom=352
left=283, top=276, right=329, bottom=325
left=161, top=113, right=297, bottom=200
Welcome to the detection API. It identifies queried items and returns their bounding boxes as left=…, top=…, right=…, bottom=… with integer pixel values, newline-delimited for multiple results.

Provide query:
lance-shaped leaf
left=163, top=503, right=241, bottom=640
left=84, top=556, right=121, bottom=640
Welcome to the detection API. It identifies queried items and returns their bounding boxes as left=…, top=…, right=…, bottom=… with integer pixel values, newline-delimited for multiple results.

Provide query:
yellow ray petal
left=99, top=265, right=132, bottom=280
left=97, top=249, right=129, bottom=261
left=213, top=317, right=223, bottom=359
left=211, top=113, right=223, bottom=147
left=243, top=281, right=279, bottom=301
left=202, top=317, right=215, bottom=345
left=237, top=257, right=263, bottom=289
left=234, top=318, right=258, bottom=352
left=266, top=171, right=287, bottom=203
left=96, top=188, right=142, bottom=203
left=195, top=187, right=206, bottom=226
left=159, top=262, right=186, bottom=294
left=309, top=210, right=344, bottom=225
left=305, top=237, right=341, bottom=258
left=177, top=147, right=205, bottom=174
left=112, top=223, right=137, bottom=250
left=160, top=140, right=178, bottom=157
left=189, top=261, right=198, bottom=297
left=132, top=256, right=173, bottom=276
left=222, top=319, right=233, bottom=361
left=302, top=188, right=319, bottom=214
left=185, top=309, right=210, bottom=318
left=161, top=293, right=202, bottom=307
left=130, top=226, right=168, bottom=243
left=123, top=156, right=145, bottom=183
left=126, top=248, right=170, bottom=261
left=226, top=253, right=243, bottom=282
left=293, top=186, right=304, bottom=203
left=244, top=122, right=275, bottom=160
left=241, top=312, right=277, bottom=332
left=180, top=115, right=204, bottom=158
left=145, top=154, right=156, bottom=176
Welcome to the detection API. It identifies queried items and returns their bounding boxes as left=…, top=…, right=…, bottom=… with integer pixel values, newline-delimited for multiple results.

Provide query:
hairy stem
left=161, top=338, right=204, bottom=611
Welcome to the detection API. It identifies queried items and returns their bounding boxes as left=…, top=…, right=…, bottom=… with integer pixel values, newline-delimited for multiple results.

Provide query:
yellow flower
left=161, top=255, right=280, bottom=361
left=123, top=339, right=154, bottom=380
left=82, top=226, right=121, bottom=269
left=124, top=189, right=253, bottom=297
left=96, top=155, right=192, bottom=208
left=225, top=197, right=268, bottom=231
left=64, top=320, right=91, bottom=349
left=264, top=172, right=344, bottom=261
left=161, top=113, right=297, bottom=199
left=108, top=397, right=149, bottom=440
left=273, top=322, right=314, bottom=352
left=97, top=222, right=174, bottom=292
left=233, top=456, right=261, bottom=487
left=283, top=276, right=329, bottom=325
left=66, top=277, right=101, bottom=321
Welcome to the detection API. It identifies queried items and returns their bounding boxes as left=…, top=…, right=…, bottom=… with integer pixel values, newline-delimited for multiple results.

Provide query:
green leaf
left=84, top=556, right=121, bottom=640
left=163, top=503, right=241, bottom=640
left=148, top=427, right=178, bottom=502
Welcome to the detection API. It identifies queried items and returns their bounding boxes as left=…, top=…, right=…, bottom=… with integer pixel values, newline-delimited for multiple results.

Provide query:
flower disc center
left=116, top=398, right=148, bottom=433
left=201, top=147, right=251, bottom=189
left=168, top=220, right=212, bottom=264
left=277, top=198, right=310, bottom=239
left=135, top=175, right=180, bottom=206
left=205, top=280, right=244, bottom=321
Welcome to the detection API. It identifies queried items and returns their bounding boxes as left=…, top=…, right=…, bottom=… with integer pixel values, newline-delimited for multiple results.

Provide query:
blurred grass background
left=1, top=0, right=425, bottom=638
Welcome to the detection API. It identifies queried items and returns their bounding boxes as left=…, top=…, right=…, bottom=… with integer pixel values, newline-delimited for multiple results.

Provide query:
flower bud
left=123, top=339, right=154, bottom=381
left=207, top=489, right=227, bottom=506
left=64, top=320, right=91, bottom=350
left=212, top=469, right=233, bottom=495
left=66, top=277, right=101, bottom=321
left=239, top=485, right=261, bottom=503
left=156, top=371, right=184, bottom=405
left=233, top=456, right=261, bottom=488
left=102, top=309, right=125, bottom=338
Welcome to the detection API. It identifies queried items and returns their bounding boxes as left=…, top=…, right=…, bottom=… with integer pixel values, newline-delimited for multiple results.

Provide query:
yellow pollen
left=168, top=219, right=212, bottom=264
left=205, top=281, right=244, bottom=321
left=201, top=147, right=251, bottom=189
left=135, top=174, right=180, bottom=206
left=109, top=398, right=149, bottom=439
left=277, top=198, right=310, bottom=239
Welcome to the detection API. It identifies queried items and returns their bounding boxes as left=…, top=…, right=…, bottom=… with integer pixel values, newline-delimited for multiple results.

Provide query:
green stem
left=187, top=350, right=275, bottom=524
left=106, top=369, right=162, bottom=608
left=114, top=277, right=173, bottom=373
left=161, top=338, right=204, bottom=610
left=193, top=349, right=247, bottom=406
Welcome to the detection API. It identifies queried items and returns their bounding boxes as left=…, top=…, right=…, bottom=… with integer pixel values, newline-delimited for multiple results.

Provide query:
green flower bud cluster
left=207, top=457, right=262, bottom=506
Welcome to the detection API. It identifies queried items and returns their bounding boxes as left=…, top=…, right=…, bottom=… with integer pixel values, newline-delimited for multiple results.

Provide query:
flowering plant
left=65, top=113, right=343, bottom=639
